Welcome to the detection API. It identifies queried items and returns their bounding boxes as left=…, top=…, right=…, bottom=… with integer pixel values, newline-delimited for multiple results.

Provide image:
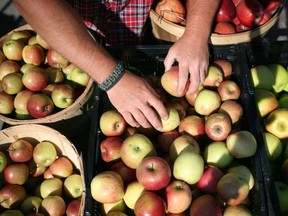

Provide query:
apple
left=165, top=101, right=186, bottom=120
left=62, top=63, right=77, bottom=80
left=217, top=172, right=250, bottom=206
left=134, top=191, right=166, bottom=216
left=269, top=63, right=288, bottom=93
left=8, top=138, right=33, bottom=162
left=263, top=131, right=283, bottom=161
left=0, top=151, right=8, bottom=172
left=203, top=141, right=234, bottom=169
left=160, top=65, right=189, bottom=97
left=214, top=21, right=237, bottom=34
left=49, top=156, right=74, bottom=178
left=120, top=133, right=156, bottom=169
left=45, top=67, right=65, bottom=84
left=173, top=149, right=204, bottom=184
left=1, top=72, right=24, bottom=95
left=28, top=35, right=38, bottom=45
left=189, top=194, right=222, bottom=216
left=3, top=163, right=29, bottom=185
left=274, top=181, right=288, bottom=213
left=123, top=180, right=146, bottom=209
left=185, top=85, right=203, bottom=106
left=217, top=79, right=241, bottom=101
left=43, top=167, right=54, bottom=179
left=0, top=91, right=15, bottom=114
left=90, top=170, right=124, bottom=204
left=215, top=0, right=236, bottom=22
left=265, top=108, right=288, bottom=139
left=259, top=0, right=282, bottom=15
left=41, top=83, right=57, bottom=97
left=10, top=30, right=32, bottom=43
left=39, top=195, right=66, bottom=216
left=250, top=64, right=274, bottom=90
left=100, top=109, right=128, bottom=136
left=223, top=204, right=252, bottom=215
left=227, top=165, right=255, bottom=190
left=155, top=0, right=186, bottom=23
left=66, top=199, right=81, bottom=216
left=14, top=89, right=34, bottom=116
left=1, top=210, right=25, bottom=216
left=64, top=173, right=83, bottom=198
left=226, top=130, right=257, bottom=158
left=20, top=63, right=37, bottom=74
left=19, top=195, right=42, bottom=215
left=110, top=160, right=136, bottom=185
left=70, top=67, right=90, bottom=87
left=169, top=134, right=200, bottom=162
left=33, top=141, right=57, bottom=167
left=106, top=212, right=128, bottom=216
left=159, top=107, right=180, bottom=132
left=254, top=89, right=278, bottom=117
left=0, top=184, right=26, bottom=209
left=28, top=159, right=47, bottom=177
left=101, top=199, right=127, bottom=215
left=236, top=0, right=264, bottom=28
left=194, top=88, right=221, bottom=116
left=35, top=33, right=50, bottom=49
left=165, top=180, right=192, bottom=214
left=178, top=115, right=205, bottom=139
left=218, top=99, right=244, bottom=124
left=0, top=59, right=20, bottom=80
left=40, top=177, right=63, bottom=198
left=156, top=129, right=180, bottom=153
left=213, top=59, right=233, bottom=79
left=203, top=65, right=224, bottom=88
left=22, top=44, right=45, bottom=66
left=205, top=112, right=232, bottom=141
left=100, top=136, right=123, bottom=162
left=0, top=50, right=7, bottom=64
left=281, top=158, right=288, bottom=184
left=136, top=156, right=171, bottom=191
left=196, top=165, right=224, bottom=194
left=27, top=93, right=54, bottom=118
left=46, top=48, right=70, bottom=68
left=2, top=39, right=25, bottom=61
left=22, top=66, right=48, bottom=92
left=51, top=84, right=76, bottom=109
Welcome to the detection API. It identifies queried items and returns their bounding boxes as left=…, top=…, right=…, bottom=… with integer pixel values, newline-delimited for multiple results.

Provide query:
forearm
left=184, top=0, right=220, bottom=42
left=12, top=0, right=117, bottom=84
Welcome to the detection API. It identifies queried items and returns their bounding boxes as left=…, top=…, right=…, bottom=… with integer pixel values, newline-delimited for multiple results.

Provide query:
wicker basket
left=0, top=124, right=85, bottom=215
left=0, top=24, right=95, bottom=126
left=150, top=5, right=282, bottom=45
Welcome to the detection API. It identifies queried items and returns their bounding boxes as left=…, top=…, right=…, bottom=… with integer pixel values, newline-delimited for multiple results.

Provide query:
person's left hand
left=164, top=33, right=209, bottom=96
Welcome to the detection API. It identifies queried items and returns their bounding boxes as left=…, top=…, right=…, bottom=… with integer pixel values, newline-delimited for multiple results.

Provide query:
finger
left=121, top=111, right=140, bottom=128
left=187, top=68, right=200, bottom=95
left=164, top=54, right=176, bottom=72
left=147, top=97, right=168, bottom=130
left=177, top=62, right=189, bottom=96
left=130, top=109, right=152, bottom=129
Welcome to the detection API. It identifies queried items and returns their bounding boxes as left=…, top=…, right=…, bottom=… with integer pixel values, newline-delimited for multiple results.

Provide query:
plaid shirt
left=66, top=0, right=154, bottom=45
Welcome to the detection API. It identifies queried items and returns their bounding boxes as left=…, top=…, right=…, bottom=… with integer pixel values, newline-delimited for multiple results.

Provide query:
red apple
left=205, top=112, right=232, bottom=141
left=0, top=91, right=15, bottom=115
left=185, top=85, right=203, bottom=106
left=196, top=165, right=224, bottom=194
left=22, top=44, right=45, bottom=66
left=136, top=156, right=171, bottom=191
left=46, top=48, right=69, bottom=68
left=49, top=156, right=74, bottom=178
left=189, top=194, right=222, bottom=216
left=27, top=93, right=54, bottom=118
left=214, top=22, right=237, bottom=34
left=40, top=195, right=66, bottom=216
left=0, top=184, right=26, bottom=209
left=100, top=136, right=123, bottom=162
left=258, top=0, right=282, bottom=15
left=165, top=180, right=192, bottom=214
left=134, top=191, right=166, bottom=216
left=258, top=10, right=272, bottom=26
left=215, top=0, right=236, bottom=22
left=213, top=59, right=233, bottom=80
left=178, top=115, right=206, bottom=139
left=22, top=66, right=48, bottom=92
left=217, top=79, right=241, bottom=101
left=66, top=199, right=81, bottom=216
left=4, top=163, right=30, bottom=185
left=8, top=139, right=34, bottom=162
left=110, top=160, right=136, bottom=185
left=2, top=39, right=25, bottom=61
left=156, top=129, right=180, bottom=153
left=218, top=99, right=244, bottom=124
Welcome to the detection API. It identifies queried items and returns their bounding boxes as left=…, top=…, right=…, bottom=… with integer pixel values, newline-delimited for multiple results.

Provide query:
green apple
left=263, top=132, right=283, bottom=161
left=173, top=149, right=204, bottom=184
left=0, top=151, right=7, bottom=173
left=254, top=89, right=278, bottom=117
left=265, top=108, right=288, bottom=139
left=226, top=130, right=257, bottom=158
left=19, top=195, right=42, bottom=215
left=159, top=107, right=180, bottom=132
left=120, top=133, right=156, bottom=169
left=63, top=174, right=84, bottom=199
left=227, top=165, right=254, bottom=190
left=274, top=181, right=288, bottom=213
left=70, top=67, right=90, bottom=87
left=250, top=64, right=274, bottom=90
left=40, top=177, right=63, bottom=198
left=277, top=92, right=288, bottom=109
left=268, top=63, right=288, bottom=93
left=33, top=141, right=57, bottom=167
left=203, top=141, right=234, bottom=169
left=123, top=181, right=146, bottom=209
left=0, top=210, right=24, bottom=216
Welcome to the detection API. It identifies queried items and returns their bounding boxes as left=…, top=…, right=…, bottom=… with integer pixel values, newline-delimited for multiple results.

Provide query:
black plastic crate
left=85, top=44, right=270, bottom=216
left=241, top=41, right=288, bottom=216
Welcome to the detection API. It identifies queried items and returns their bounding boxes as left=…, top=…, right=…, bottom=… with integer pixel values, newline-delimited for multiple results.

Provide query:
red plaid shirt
left=66, top=0, right=154, bottom=45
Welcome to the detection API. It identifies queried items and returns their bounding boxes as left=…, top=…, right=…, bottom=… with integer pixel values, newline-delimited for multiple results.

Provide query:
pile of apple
left=154, top=0, right=282, bottom=34
left=250, top=63, right=288, bottom=214
left=0, top=28, right=91, bottom=120
left=89, top=59, right=261, bottom=215
left=0, top=137, right=83, bottom=215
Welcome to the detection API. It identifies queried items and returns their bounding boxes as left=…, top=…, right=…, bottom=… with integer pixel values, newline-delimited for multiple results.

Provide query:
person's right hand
left=106, top=71, right=168, bottom=131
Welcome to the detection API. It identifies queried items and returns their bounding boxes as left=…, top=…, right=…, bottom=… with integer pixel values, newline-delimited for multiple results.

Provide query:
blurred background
left=0, top=0, right=287, bottom=41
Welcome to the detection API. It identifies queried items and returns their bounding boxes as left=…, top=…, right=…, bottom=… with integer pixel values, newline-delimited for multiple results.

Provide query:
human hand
left=106, top=71, right=168, bottom=130
left=164, top=34, right=209, bottom=96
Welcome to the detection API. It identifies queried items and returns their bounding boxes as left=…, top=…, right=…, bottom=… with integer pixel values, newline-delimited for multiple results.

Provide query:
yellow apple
left=263, top=131, right=283, bottom=161
left=265, top=108, right=288, bottom=139
left=159, top=107, right=180, bottom=132
left=254, top=89, right=278, bottom=117
left=123, top=181, right=146, bottom=209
